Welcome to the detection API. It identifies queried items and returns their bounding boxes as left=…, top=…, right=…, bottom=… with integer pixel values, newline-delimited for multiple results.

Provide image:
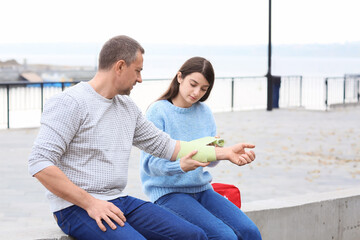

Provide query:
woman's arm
left=174, top=139, right=256, bottom=166
left=215, top=143, right=256, bottom=165
left=142, top=146, right=209, bottom=176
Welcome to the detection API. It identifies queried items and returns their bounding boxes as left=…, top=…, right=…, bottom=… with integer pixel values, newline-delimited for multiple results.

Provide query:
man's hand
left=85, top=198, right=126, bottom=232
left=34, top=166, right=126, bottom=232
left=180, top=150, right=210, bottom=172
left=215, top=143, right=256, bottom=166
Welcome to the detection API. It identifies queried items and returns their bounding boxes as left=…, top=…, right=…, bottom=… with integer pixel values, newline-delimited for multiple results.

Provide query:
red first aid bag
left=211, top=183, right=241, bottom=208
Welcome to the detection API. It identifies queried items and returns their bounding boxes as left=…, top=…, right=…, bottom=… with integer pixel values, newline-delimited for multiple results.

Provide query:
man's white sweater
left=28, top=82, right=176, bottom=212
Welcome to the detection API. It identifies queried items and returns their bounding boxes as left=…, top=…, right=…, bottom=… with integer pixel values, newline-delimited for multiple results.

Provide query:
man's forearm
left=35, top=165, right=127, bottom=231
left=170, top=140, right=181, bottom=160
left=34, top=165, right=96, bottom=210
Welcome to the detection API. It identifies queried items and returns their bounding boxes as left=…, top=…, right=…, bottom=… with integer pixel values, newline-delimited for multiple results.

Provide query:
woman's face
left=175, top=72, right=210, bottom=108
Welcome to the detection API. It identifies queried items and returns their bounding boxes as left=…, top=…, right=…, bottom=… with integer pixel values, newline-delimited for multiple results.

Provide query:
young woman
left=140, top=57, right=262, bottom=240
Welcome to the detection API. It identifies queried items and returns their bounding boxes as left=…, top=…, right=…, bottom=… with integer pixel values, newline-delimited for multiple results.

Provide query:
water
left=2, top=53, right=360, bottom=78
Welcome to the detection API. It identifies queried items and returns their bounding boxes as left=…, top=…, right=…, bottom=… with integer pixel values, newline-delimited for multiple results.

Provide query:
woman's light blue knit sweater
left=140, top=100, right=217, bottom=202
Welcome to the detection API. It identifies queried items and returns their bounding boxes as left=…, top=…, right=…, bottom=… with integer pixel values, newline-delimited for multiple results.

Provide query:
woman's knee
left=207, top=224, right=237, bottom=240
left=240, top=224, right=262, bottom=240
left=212, top=230, right=237, bottom=240
left=182, top=227, right=208, bottom=240
left=250, top=225, right=262, bottom=240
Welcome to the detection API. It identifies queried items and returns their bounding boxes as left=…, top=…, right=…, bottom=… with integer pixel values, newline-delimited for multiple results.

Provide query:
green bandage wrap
left=190, top=136, right=225, bottom=147
left=177, top=137, right=225, bottom=163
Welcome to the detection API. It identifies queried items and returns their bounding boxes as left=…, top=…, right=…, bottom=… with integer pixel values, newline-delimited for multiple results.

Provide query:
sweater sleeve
left=140, top=104, right=184, bottom=176
left=132, top=103, right=176, bottom=161
left=206, top=104, right=220, bottom=168
left=28, top=94, right=82, bottom=176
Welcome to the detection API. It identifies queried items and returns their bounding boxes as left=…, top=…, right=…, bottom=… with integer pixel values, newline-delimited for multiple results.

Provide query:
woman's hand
left=180, top=150, right=210, bottom=172
left=215, top=143, right=256, bottom=166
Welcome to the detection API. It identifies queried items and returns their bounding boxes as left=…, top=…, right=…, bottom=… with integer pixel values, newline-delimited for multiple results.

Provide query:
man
left=28, top=35, right=256, bottom=239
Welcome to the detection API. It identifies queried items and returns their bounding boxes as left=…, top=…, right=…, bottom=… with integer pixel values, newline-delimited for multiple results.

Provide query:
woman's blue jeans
left=53, top=196, right=207, bottom=240
left=155, top=189, right=262, bottom=240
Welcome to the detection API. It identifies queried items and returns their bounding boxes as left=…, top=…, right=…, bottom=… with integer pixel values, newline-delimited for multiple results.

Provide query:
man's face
left=117, top=51, right=143, bottom=95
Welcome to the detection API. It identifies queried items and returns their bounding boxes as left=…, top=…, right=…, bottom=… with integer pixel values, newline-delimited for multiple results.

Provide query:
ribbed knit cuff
left=166, top=159, right=185, bottom=175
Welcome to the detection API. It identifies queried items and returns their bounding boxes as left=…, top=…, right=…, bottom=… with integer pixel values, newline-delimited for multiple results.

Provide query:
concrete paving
left=1, top=106, right=359, bottom=239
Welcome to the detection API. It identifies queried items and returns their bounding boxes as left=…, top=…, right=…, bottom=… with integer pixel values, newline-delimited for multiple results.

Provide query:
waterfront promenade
left=1, top=106, right=359, bottom=239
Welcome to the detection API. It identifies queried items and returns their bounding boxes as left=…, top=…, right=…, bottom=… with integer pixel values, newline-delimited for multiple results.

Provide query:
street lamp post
left=267, top=0, right=273, bottom=111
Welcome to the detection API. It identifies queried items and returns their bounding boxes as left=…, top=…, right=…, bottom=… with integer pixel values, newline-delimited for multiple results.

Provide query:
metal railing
left=0, top=81, right=80, bottom=129
left=279, top=75, right=303, bottom=108
left=325, top=75, right=360, bottom=110
left=1, top=75, right=355, bottom=129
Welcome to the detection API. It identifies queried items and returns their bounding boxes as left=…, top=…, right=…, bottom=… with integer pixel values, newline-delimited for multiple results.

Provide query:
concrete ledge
left=2, top=227, right=73, bottom=240
left=10, top=188, right=360, bottom=240
left=243, top=188, right=360, bottom=240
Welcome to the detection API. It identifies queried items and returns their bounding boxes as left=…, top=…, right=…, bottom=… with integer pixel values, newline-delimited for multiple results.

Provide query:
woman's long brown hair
left=157, top=57, right=215, bottom=102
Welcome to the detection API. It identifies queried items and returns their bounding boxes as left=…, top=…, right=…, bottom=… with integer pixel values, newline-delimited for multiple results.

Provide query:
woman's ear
left=177, top=72, right=183, bottom=83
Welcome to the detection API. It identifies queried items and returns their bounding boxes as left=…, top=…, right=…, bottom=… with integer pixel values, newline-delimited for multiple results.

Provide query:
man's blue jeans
left=155, top=189, right=262, bottom=240
left=53, top=196, right=207, bottom=240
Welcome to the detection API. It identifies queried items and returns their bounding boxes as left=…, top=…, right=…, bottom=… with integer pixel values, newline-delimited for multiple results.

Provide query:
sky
left=1, top=0, right=360, bottom=46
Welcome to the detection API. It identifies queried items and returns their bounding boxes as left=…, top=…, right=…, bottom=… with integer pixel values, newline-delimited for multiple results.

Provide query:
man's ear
left=115, top=60, right=126, bottom=73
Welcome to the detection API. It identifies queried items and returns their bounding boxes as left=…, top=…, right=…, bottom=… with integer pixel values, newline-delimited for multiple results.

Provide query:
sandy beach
left=0, top=106, right=359, bottom=239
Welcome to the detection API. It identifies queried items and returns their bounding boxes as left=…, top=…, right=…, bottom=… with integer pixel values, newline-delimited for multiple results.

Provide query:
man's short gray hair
left=98, top=35, right=144, bottom=70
